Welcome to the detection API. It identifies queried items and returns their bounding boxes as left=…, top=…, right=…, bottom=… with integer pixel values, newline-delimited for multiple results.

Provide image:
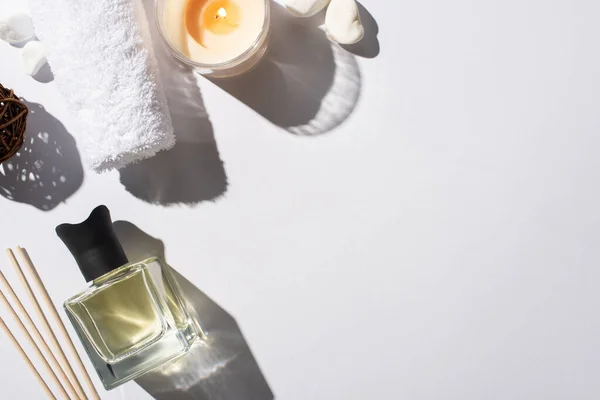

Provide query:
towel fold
left=30, top=0, right=174, bottom=172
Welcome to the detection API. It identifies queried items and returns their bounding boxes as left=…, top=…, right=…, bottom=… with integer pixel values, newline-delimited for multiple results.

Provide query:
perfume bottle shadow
left=213, top=1, right=365, bottom=136
left=0, top=101, right=84, bottom=211
left=113, top=221, right=274, bottom=400
left=119, top=0, right=228, bottom=206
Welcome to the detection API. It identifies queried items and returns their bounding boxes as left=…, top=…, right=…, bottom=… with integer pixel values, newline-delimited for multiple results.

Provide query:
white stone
left=285, top=0, right=331, bottom=18
left=0, top=12, right=34, bottom=44
left=21, top=40, right=47, bottom=76
left=325, top=0, right=364, bottom=45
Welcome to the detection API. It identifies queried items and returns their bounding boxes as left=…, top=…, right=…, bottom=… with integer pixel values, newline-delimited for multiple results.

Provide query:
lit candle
left=161, top=0, right=267, bottom=67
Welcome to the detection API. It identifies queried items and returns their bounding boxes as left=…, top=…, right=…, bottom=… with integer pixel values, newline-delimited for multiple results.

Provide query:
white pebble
left=0, top=13, right=34, bottom=44
left=285, top=0, right=331, bottom=17
left=325, top=0, right=364, bottom=45
left=21, top=41, right=47, bottom=76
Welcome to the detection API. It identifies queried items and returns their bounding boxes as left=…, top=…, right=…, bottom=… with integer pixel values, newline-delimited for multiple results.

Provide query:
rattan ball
left=0, top=84, right=28, bottom=163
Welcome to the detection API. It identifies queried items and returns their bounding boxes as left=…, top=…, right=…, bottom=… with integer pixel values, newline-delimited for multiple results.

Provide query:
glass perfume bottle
left=56, top=206, right=200, bottom=390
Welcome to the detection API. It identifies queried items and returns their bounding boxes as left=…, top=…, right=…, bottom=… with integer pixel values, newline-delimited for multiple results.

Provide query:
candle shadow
left=0, top=101, right=84, bottom=211
left=119, top=0, right=228, bottom=206
left=113, top=221, right=274, bottom=400
left=213, top=1, right=363, bottom=136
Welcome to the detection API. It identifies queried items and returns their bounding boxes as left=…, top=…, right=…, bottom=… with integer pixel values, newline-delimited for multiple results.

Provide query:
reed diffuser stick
left=0, top=292, right=71, bottom=400
left=0, top=317, right=57, bottom=400
left=15, top=247, right=101, bottom=400
left=5, top=249, right=92, bottom=400
left=0, top=270, right=80, bottom=400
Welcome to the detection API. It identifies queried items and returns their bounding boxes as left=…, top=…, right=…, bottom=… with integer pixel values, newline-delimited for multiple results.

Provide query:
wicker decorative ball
left=0, top=84, right=28, bottom=163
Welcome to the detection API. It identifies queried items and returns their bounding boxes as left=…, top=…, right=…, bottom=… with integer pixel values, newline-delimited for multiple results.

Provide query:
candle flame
left=217, top=7, right=227, bottom=18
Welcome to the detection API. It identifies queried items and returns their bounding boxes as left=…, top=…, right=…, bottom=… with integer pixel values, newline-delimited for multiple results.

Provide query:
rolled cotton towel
left=29, top=0, right=174, bottom=172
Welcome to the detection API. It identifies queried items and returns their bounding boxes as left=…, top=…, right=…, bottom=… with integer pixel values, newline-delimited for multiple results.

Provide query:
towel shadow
left=341, top=2, right=380, bottom=59
left=113, top=221, right=274, bottom=400
left=119, top=0, right=228, bottom=206
left=0, top=101, right=83, bottom=211
left=213, top=2, right=363, bottom=136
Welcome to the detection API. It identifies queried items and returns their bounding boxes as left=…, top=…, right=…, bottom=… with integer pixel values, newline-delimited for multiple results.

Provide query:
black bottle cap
left=56, top=205, right=129, bottom=282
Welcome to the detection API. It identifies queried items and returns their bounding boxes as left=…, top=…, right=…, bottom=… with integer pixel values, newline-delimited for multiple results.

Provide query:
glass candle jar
left=156, top=0, right=270, bottom=78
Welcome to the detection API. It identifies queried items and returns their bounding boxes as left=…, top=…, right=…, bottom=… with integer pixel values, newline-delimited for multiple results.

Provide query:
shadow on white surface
left=213, top=2, right=364, bottom=136
left=12, top=34, right=56, bottom=83
left=119, top=0, right=228, bottom=206
left=340, top=2, right=380, bottom=59
left=0, top=100, right=83, bottom=210
left=9, top=34, right=36, bottom=49
left=114, top=221, right=274, bottom=400
left=32, top=63, right=54, bottom=84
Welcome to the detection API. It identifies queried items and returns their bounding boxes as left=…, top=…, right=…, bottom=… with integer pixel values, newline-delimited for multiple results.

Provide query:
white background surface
left=1, top=0, right=600, bottom=399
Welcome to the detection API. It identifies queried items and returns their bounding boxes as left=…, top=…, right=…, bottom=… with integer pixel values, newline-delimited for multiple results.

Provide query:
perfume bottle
left=56, top=206, right=200, bottom=390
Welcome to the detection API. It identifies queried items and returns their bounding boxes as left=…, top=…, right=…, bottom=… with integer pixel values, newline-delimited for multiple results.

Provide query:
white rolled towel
left=29, top=0, right=174, bottom=172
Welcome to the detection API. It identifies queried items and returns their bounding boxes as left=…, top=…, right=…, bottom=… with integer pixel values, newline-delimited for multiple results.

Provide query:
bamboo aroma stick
left=14, top=247, right=101, bottom=400
left=0, top=317, right=57, bottom=400
left=5, top=249, right=92, bottom=400
left=0, top=270, right=80, bottom=400
left=0, top=292, right=71, bottom=400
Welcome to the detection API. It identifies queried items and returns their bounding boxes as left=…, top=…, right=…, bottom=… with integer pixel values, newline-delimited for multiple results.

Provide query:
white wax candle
left=164, top=0, right=266, bottom=65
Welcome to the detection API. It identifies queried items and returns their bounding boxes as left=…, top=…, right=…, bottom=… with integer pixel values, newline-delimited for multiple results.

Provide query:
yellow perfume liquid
left=57, top=206, right=200, bottom=390
left=70, top=270, right=163, bottom=362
